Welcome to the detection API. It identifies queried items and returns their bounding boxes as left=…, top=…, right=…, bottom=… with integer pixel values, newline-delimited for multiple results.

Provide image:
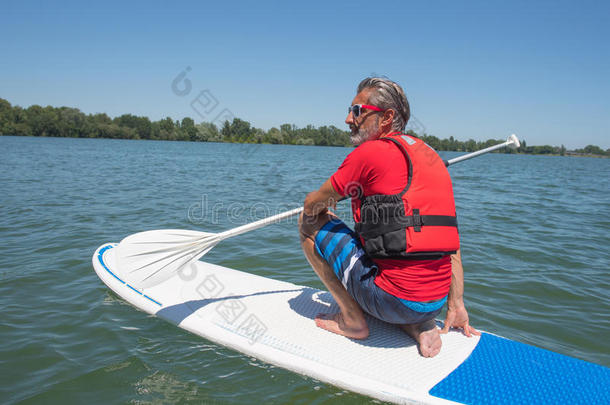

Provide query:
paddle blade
left=115, top=229, right=219, bottom=289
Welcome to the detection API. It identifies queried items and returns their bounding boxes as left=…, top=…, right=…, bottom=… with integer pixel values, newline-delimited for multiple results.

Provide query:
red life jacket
left=354, top=132, right=460, bottom=260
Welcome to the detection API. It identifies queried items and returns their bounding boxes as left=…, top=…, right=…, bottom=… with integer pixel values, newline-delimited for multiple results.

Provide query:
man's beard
left=349, top=118, right=380, bottom=146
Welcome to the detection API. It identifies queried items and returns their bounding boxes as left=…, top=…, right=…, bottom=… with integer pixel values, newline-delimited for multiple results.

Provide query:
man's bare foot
left=315, top=312, right=369, bottom=339
left=401, top=319, right=442, bottom=357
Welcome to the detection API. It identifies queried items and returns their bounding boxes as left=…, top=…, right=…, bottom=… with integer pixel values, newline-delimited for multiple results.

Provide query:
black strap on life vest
left=407, top=209, right=458, bottom=232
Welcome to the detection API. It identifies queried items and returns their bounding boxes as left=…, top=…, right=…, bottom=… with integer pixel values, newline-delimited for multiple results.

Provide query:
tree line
left=1, top=98, right=608, bottom=156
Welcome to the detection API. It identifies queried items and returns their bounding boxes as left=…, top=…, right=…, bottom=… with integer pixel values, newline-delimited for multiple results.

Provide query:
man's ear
left=381, top=109, right=395, bottom=130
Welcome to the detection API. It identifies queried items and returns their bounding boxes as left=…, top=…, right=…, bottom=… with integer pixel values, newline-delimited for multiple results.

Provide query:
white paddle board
left=93, top=243, right=609, bottom=404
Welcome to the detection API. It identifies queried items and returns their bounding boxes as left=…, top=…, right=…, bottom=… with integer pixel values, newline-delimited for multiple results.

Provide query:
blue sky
left=1, top=0, right=608, bottom=148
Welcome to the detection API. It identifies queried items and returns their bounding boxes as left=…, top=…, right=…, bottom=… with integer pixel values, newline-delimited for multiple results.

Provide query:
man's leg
left=298, top=212, right=368, bottom=339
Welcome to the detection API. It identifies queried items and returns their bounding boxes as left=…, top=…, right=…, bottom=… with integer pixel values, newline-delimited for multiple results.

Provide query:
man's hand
left=441, top=250, right=480, bottom=337
left=304, top=178, right=343, bottom=216
left=440, top=301, right=480, bottom=337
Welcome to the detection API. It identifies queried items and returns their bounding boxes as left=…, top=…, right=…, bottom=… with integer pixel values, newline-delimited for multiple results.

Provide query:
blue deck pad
left=429, top=333, right=610, bottom=404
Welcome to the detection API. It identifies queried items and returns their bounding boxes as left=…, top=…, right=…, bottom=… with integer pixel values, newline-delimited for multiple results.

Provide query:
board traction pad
left=429, top=332, right=610, bottom=404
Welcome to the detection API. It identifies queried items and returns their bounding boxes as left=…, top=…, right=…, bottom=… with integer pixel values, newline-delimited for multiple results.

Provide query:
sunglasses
left=348, top=104, right=383, bottom=118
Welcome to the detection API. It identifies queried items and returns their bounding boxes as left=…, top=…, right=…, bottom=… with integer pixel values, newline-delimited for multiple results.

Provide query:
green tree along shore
left=1, top=98, right=608, bottom=157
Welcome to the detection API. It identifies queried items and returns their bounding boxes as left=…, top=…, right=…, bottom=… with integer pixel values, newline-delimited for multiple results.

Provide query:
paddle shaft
left=216, top=206, right=304, bottom=240
left=445, top=134, right=520, bottom=166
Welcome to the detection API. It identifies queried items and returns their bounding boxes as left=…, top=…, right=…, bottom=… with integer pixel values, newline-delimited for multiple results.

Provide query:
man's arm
left=440, top=250, right=480, bottom=337
left=303, top=178, right=344, bottom=216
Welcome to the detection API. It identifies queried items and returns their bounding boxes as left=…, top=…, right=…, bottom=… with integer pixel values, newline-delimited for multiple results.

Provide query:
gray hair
left=357, top=77, right=410, bottom=132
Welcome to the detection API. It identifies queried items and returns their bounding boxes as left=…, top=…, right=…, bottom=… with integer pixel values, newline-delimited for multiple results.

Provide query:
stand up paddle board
left=93, top=243, right=609, bottom=404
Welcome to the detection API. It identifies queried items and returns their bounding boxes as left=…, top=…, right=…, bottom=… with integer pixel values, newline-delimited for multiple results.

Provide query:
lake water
left=1, top=136, right=608, bottom=404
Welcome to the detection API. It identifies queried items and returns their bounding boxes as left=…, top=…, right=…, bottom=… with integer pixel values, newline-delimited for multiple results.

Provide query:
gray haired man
left=299, top=77, right=479, bottom=357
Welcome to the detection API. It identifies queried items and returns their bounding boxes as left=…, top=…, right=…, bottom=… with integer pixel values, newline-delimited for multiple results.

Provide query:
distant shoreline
left=3, top=133, right=608, bottom=159
left=1, top=98, right=608, bottom=157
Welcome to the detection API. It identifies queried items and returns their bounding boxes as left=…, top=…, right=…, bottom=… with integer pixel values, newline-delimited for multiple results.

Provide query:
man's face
left=345, top=88, right=382, bottom=146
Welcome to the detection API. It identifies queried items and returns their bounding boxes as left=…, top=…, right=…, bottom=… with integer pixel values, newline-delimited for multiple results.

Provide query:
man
left=298, top=77, right=479, bottom=358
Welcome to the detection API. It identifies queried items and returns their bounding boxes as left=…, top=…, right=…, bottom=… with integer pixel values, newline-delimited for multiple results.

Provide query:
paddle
left=115, top=207, right=303, bottom=289
left=116, top=134, right=520, bottom=289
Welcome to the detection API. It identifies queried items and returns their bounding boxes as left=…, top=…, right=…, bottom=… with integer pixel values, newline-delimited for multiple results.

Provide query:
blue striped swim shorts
left=314, top=218, right=445, bottom=325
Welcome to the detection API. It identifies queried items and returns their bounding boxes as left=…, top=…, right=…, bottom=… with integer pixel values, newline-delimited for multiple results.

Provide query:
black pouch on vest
left=354, top=194, right=409, bottom=257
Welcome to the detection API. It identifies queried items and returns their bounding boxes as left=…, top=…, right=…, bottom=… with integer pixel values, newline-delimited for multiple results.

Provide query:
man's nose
left=345, top=111, right=354, bottom=125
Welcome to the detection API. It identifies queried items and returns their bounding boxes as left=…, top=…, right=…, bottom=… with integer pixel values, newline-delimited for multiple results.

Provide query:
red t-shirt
left=330, top=139, right=452, bottom=301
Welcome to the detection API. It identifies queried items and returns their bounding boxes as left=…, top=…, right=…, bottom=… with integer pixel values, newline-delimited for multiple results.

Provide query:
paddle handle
left=445, top=134, right=520, bottom=166
left=216, top=206, right=304, bottom=240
